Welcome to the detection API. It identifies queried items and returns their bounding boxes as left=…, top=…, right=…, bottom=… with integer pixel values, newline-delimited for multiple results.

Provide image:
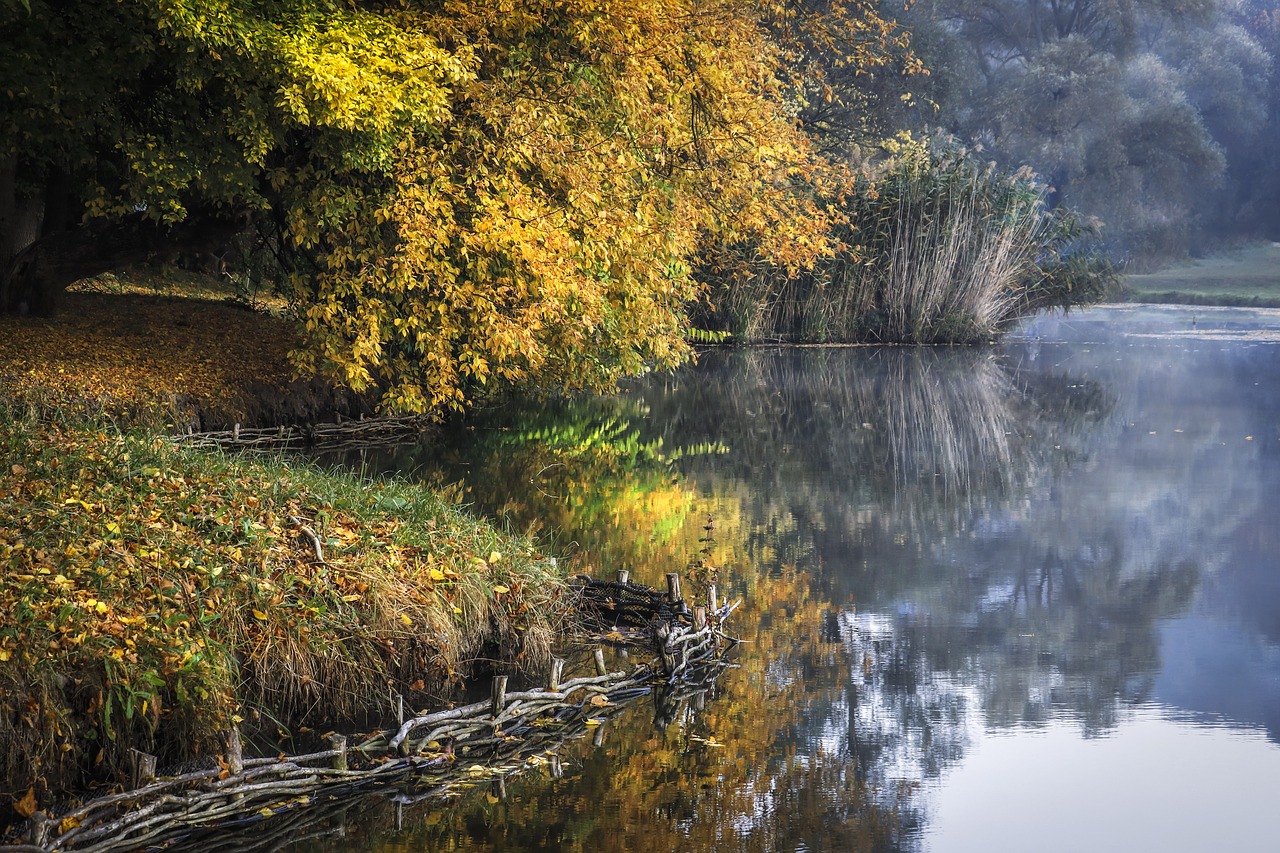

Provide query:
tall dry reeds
left=696, top=136, right=1113, bottom=343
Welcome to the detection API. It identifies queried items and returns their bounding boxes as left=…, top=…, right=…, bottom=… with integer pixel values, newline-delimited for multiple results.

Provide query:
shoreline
left=0, top=282, right=573, bottom=830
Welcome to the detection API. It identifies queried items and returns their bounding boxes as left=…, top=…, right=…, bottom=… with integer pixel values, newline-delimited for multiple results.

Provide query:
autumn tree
left=1, top=0, right=912, bottom=414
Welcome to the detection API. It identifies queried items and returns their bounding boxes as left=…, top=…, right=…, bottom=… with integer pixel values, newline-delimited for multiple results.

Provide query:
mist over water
left=296, top=304, right=1280, bottom=852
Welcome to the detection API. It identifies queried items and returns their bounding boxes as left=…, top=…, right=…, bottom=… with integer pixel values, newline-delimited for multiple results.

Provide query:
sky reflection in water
left=303, top=304, right=1280, bottom=853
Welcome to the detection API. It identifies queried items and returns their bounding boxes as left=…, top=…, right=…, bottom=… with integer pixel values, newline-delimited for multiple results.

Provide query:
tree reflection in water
left=308, top=336, right=1269, bottom=852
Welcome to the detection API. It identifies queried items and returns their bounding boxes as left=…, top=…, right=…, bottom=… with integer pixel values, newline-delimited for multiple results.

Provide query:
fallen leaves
left=0, top=409, right=569, bottom=793
left=0, top=290, right=300, bottom=427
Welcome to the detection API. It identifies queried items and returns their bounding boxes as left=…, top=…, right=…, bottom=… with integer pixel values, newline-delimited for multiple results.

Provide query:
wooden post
left=396, top=800, right=403, bottom=832
left=656, top=623, right=676, bottom=673
left=693, top=606, right=707, bottom=630
left=233, top=423, right=240, bottom=442
left=549, top=657, right=565, bottom=691
left=666, top=572, right=682, bottom=605
left=549, top=754, right=563, bottom=779
left=329, top=734, right=348, bottom=771
left=617, top=569, right=629, bottom=585
left=227, top=727, right=244, bottom=776
left=129, top=748, right=157, bottom=789
left=395, top=693, right=404, bottom=727
left=28, top=812, right=51, bottom=847
left=593, top=723, right=606, bottom=747
left=491, top=675, right=508, bottom=717
left=493, top=777, right=507, bottom=801
left=708, top=583, right=718, bottom=612
left=593, top=648, right=607, bottom=676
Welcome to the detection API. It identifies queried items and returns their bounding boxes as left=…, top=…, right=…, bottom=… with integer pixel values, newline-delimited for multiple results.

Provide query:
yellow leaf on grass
left=488, top=551, right=502, bottom=564
left=492, top=585, right=510, bottom=595
left=429, top=568, right=447, bottom=582
left=0, top=649, right=11, bottom=662
left=399, top=613, right=413, bottom=626
left=252, top=609, right=268, bottom=621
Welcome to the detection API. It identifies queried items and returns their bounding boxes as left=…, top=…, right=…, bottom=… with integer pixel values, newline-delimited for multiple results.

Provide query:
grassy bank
left=0, top=277, right=569, bottom=824
left=1122, top=243, right=1280, bottom=306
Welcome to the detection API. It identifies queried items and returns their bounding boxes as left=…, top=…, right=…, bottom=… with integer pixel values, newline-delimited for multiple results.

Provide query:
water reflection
left=305, top=306, right=1280, bottom=852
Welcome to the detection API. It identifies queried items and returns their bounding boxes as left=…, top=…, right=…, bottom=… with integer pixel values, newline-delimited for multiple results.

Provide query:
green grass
left=0, top=409, right=568, bottom=811
left=1122, top=243, right=1280, bottom=306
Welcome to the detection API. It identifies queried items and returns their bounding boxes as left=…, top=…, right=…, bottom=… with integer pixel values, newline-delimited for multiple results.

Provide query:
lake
left=294, top=304, right=1280, bottom=852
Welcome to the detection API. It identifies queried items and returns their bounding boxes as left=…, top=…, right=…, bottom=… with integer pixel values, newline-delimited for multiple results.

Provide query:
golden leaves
left=275, top=0, right=867, bottom=415
left=13, top=787, right=37, bottom=819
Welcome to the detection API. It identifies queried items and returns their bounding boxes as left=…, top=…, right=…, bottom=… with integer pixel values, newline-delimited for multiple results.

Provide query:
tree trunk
left=0, top=153, right=46, bottom=313
left=1, top=209, right=248, bottom=315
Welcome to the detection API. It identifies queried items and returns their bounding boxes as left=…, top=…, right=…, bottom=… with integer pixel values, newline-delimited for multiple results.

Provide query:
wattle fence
left=6, top=573, right=738, bottom=853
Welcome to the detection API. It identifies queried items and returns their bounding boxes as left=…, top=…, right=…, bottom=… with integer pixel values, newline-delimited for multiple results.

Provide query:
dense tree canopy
left=0, top=0, right=913, bottom=413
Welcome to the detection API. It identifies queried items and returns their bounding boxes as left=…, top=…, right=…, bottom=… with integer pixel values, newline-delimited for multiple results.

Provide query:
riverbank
left=0, top=276, right=569, bottom=829
left=1122, top=242, right=1280, bottom=306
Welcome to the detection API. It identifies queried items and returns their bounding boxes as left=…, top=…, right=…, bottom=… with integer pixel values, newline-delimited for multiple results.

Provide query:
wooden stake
left=330, top=734, right=348, bottom=771
left=593, top=648, right=607, bottom=676
left=666, top=572, right=682, bottom=604
left=491, top=675, right=508, bottom=717
left=130, top=749, right=157, bottom=789
left=593, top=723, right=607, bottom=747
left=617, top=569, right=629, bottom=584
left=549, top=658, right=565, bottom=691
left=233, top=423, right=240, bottom=442
left=549, top=754, right=563, bottom=779
left=227, top=727, right=244, bottom=776
left=693, top=606, right=707, bottom=630
left=708, top=583, right=718, bottom=612
left=395, top=693, right=404, bottom=727
left=28, top=812, right=51, bottom=847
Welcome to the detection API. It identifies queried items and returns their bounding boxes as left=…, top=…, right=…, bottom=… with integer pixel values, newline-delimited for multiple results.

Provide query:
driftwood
left=6, top=575, right=738, bottom=853
left=171, top=414, right=433, bottom=453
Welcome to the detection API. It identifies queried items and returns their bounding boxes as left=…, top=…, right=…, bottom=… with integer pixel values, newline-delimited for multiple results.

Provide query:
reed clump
left=698, top=135, right=1115, bottom=343
left=0, top=408, right=567, bottom=813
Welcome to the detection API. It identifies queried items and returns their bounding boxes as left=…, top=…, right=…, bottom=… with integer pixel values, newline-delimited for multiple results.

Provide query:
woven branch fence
left=7, top=574, right=737, bottom=853
left=171, top=414, right=433, bottom=453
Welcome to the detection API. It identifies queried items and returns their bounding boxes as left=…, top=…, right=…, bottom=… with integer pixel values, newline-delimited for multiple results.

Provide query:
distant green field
left=1122, top=243, right=1280, bottom=306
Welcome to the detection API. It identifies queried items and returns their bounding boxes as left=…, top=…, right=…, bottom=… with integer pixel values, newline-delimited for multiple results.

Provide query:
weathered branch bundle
left=6, top=575, right=738, bottom=853
left=171, top=413, right=432, bottom=452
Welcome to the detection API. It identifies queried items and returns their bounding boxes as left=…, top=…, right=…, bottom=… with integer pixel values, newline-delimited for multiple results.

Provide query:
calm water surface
left=294, top=305, right=1280, bottom=852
